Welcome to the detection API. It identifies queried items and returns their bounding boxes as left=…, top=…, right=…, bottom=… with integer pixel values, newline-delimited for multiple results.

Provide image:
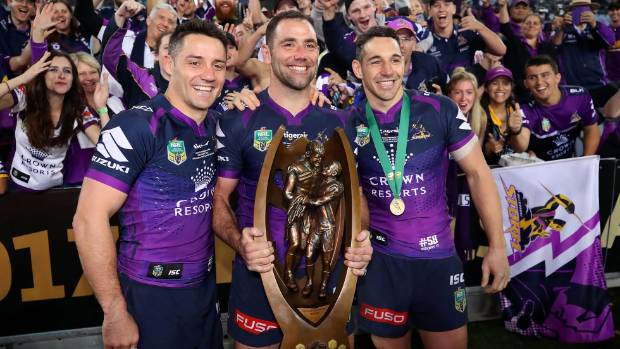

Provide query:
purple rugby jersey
left=86, top=94, right=219, bottom=288
left=521, top=86, right=598, bottom=161
left=216, top=90, right=350, bottom=263
left=350, top=90, right=476, bottom=259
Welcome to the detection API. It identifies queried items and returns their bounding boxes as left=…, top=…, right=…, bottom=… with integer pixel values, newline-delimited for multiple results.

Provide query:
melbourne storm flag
left=492, top=156, right=614, bottom=343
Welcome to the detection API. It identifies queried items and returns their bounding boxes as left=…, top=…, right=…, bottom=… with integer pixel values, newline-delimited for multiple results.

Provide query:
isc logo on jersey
left=92, top=127, right=134, bottom=174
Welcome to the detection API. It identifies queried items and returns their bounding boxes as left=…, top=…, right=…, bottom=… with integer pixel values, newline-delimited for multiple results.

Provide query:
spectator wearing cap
left=0, top=0, right=35, bottom=78
left=497, top=0, right=556, bottom=100
left=320, top=0, right=382, bottom=73
left=520, top=55, right=600, bottom=161
left=387, top=17, right=448, bottom=93
left=606, top=1, right=620, bottom=82
left=427, top=0, right=505, bottom=73
left=479, top=0, right=532, bottom=37
left=480, top=66, right=528, bottom=164
left=553, top=0, right=616, bottom=109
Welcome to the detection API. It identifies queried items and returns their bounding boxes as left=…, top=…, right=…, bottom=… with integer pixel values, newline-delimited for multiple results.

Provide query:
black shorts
left=227, top=257, right=351, bottom=346
left=120, top=272, right=223, bottom=349
left=356, top=251, right=468, bottom=337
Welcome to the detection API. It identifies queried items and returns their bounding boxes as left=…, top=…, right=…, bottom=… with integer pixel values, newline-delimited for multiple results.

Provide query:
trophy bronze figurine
left=253, top=126, right=361, bottom=349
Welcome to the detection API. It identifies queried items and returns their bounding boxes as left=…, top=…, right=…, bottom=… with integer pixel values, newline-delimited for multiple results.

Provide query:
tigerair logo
left=235, top=310, right=278, bottom=335
left=360, top=304, right=407, bottom=326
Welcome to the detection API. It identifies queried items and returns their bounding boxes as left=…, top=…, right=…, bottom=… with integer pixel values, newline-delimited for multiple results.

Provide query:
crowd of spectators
left=0, top=0, right=618, bottom=194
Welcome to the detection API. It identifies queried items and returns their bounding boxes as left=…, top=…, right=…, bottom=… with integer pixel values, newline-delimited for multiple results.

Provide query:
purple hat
left=485, top=66, right=514, bottom=84
left=512, top=0, right=530, bottom=6
left=387, top=18, right=415, bottom=35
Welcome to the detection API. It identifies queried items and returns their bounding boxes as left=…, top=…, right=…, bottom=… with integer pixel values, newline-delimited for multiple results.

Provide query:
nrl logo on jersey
left=253, top=127, right=272, bottom=152
left=355, top=124, right=370, bottom=147
left=167, top=138, right=187, bottom=165
left=570, top=112, right=581, bottom=124
left=411, top=123, right=431, bottom=140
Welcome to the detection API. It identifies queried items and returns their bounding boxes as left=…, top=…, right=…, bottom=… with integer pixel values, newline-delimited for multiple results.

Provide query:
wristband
left=96, top=106, right=109, bottom=115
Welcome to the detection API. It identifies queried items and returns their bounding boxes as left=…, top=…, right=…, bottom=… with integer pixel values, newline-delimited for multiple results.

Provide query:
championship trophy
left=253, top=126, right=361, bottom=349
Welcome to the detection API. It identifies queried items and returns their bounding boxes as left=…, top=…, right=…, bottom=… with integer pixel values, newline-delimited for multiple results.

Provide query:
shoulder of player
left=109, top=99, right=162, bottom=133
left=407, top=89, right=447, bottom=114
left=313, top=104, right=351, bottom=124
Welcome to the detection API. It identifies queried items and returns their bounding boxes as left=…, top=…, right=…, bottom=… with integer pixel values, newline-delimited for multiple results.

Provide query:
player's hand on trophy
left=481, top=245, right=510, bottom=293
left=344, top=230, right=373, bottom=276
left=240, top=227, right=275, bottom=273
left=310, top=88, right=331, bottom=107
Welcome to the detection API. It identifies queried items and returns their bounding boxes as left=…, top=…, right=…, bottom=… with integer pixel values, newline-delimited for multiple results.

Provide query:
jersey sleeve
left=10, top=85, right=26, bottom=114
left=216, top=112, right=245, bottom=179
left=521, top=104, right=533, bottom=129
left=443, top=97, right=476, bottom=161
left=82, top=107, right=100, bottom=129
left=579, top=93, right=598, bottom=126
left=85, top=110, right=153, bottom=193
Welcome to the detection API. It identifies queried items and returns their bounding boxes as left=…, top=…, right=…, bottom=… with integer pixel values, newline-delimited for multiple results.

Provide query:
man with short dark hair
left=213, top=10, right=372, bottom=349
left=0, top=0, right=35, bottom=77
left=427, top=0, right=506, bottom=73
left=320, top=0, right=381, bottom=72
left=350, top=25, right=509, bottom=349
left=519, top=55, right=600, bottom=161
left=73, top=20, right=227, bottom=349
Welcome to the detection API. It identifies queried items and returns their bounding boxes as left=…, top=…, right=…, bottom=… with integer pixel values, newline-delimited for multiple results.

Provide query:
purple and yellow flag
left=492, top=156, right=615, bottom=343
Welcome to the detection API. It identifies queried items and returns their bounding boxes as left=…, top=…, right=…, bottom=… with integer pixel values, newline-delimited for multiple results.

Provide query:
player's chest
left=354, top=120, right=446, bottom=171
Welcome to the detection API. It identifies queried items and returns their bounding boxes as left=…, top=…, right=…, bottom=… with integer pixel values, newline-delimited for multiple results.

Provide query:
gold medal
left=390, top=198, right=405, bottom=216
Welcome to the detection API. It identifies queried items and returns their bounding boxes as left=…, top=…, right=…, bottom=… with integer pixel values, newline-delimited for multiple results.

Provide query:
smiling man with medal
left=350, top=26, right=510, bottom=349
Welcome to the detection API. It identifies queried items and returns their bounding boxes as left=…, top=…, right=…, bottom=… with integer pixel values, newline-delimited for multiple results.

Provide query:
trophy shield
left=253, top=126, right=361, bottom=349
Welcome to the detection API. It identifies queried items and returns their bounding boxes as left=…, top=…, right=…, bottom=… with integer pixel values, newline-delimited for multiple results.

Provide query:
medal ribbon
left=365, top=94, right=410, bottom=201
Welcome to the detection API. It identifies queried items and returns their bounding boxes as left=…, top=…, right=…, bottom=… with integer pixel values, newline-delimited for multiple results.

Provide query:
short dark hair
left=345, top=0, right=371, bottom=13
left=525, top=55, right=559, bottom=75
left=225, top=32, right=238, bottom=50
left=168, top=19, right=228, bottom=59
left=265, top=10, right=315, bottom=48
left=355, top=26, right=399, bottom=60
left=609, top=2, right=620, bottom=11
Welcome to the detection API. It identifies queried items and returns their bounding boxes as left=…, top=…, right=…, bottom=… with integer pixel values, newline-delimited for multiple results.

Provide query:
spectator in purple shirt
left=0, top=0, right=35, bottom=77
left=552, top=0, right=616, bottom=108
left=519, top=55, right=600, bottom=161
left=46, top=0, right=91, bottom=54
left=606, top=1, right=620, bottom=82
left=497, top=0, right=556, bottom=100
left=479, top=0, right=532, bottom=36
